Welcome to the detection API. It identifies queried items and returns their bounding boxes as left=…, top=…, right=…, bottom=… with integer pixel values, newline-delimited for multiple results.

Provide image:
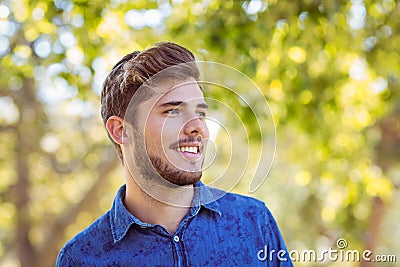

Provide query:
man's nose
left=182, top=116, right=207, bottom=137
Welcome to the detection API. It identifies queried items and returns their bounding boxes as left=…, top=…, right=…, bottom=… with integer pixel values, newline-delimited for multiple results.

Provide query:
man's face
left=133, top=78, right=209, bottom=186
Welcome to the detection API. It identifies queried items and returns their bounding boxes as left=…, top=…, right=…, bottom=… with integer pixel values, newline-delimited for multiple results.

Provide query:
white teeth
left=174, top=146, right=199, bottom=153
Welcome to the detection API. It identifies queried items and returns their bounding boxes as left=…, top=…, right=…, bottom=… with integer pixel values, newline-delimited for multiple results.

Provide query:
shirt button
left=173, top=236, right=180, bottom=242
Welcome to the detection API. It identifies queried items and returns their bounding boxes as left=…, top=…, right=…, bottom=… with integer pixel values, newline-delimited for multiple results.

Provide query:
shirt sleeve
left=261, top=204, right=293, bottom=267
left=56, top=247, right=76, bottom=267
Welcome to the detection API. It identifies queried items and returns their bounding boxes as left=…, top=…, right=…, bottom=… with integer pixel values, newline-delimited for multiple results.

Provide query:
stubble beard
left=148, top=154, right=202, bottom=186
left=131, top=129, right=203, bottom=187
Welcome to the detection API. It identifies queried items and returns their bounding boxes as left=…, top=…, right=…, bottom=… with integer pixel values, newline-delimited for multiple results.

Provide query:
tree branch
left=0, top=125, right=17, bottom=132
left=37, top=156, right=119, bottom=266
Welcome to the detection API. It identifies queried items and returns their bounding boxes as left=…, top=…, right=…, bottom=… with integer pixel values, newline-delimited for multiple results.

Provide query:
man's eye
left=197, top=111, right=206, bottom=118
left=165, top=108, right=179, bottom=115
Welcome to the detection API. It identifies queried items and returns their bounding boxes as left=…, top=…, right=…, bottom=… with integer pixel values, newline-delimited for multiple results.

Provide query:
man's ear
left=106, top=116, right=129, bottom=144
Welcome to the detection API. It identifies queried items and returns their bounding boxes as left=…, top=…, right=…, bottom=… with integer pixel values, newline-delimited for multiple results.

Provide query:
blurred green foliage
left=0, top=0, right=399, bottom=266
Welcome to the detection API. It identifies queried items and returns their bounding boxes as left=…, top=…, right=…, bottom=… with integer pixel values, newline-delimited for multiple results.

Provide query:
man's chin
left=160, top=171, right=202, bottom=187
left=149, top=155, right=202, bottom=186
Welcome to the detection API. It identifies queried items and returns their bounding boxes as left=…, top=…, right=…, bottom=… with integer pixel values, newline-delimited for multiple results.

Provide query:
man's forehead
left=150, top=78, right=205, bottom=103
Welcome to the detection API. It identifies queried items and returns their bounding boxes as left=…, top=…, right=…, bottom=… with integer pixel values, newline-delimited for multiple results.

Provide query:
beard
left=148, top=154, right=202, bottom=186
left=130, top=128, right=203, bottom=187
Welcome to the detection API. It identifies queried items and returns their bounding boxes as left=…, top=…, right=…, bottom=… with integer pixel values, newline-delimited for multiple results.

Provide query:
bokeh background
left=0, top=0, right=399, bottom=266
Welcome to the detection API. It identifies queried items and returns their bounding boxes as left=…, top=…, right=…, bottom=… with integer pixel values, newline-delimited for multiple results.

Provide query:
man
left=56, top=42, right=293, bottom=266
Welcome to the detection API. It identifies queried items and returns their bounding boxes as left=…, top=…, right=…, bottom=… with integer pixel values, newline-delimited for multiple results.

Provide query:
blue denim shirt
left=56, top=184, right=293, bottom=266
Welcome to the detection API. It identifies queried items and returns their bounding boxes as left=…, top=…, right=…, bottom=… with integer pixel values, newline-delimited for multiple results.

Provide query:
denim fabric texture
left=56, top=183, right=293, bottom=267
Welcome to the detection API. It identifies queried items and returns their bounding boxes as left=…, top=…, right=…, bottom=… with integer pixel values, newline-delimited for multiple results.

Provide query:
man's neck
left=123, top=171, right=195, bottom=234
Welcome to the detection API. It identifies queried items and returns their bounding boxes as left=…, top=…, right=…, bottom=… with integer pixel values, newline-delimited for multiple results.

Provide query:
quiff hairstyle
left=101, top=42, right=200, bottom=161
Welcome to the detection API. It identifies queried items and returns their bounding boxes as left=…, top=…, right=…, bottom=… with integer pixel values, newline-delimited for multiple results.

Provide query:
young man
left=56, top=42, right=293, bottom=266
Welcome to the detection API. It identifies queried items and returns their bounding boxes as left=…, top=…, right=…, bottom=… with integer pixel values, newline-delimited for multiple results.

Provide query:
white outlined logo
left=336, top=238, right=348, bottom=249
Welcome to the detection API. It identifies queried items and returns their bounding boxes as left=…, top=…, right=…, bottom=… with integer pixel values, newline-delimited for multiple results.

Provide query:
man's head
left=101, top=42, right=200, bottom=160
left=101, top=42, right=209, bottom=186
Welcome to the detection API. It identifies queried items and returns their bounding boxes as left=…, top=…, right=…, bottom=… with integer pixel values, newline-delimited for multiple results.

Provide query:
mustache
left=169, top=136, right=203, bottom=149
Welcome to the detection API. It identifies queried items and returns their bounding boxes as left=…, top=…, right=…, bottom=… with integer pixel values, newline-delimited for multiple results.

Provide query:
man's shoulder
left=205, top=186, right=269, bottom=216
left=56, top=210, right=116, bottom=266
left=208, top=186, right=266, bottom=207
left=60, top=210, right=111, bottom=251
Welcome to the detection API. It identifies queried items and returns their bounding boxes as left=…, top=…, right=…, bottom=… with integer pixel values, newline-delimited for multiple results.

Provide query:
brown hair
left=100, top=42, right=199, bottom=161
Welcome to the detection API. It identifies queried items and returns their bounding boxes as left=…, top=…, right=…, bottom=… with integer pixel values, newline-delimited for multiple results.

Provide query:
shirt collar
left=193, top=181, right=222, bottom=216
left=110, top=185, right=152, bottom=243
left=110, top=182, right=222, bottom=243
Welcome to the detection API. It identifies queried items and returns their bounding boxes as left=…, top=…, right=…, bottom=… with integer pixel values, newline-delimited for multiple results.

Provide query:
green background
left=0, top=0, right=399, bottom=266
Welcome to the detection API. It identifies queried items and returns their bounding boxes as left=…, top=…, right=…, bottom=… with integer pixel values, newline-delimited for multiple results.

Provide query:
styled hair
left=100, top=42, right=199, bottom=161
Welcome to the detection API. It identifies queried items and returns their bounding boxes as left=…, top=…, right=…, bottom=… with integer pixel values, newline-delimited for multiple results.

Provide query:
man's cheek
left=204, top=126, right=210, bottom=137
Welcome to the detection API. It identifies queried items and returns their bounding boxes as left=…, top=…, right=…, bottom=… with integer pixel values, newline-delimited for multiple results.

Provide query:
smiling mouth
left=170, top=143, right=203, bottom=162
left=173, top=146, right=200, bottom=154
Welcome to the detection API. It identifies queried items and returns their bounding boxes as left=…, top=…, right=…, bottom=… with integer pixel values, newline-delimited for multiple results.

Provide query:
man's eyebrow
left=157, top=101, right=208, bottom=109
left=197, top=103, right=208, bottom=109
left=158, top=101, right=186, bottom=108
